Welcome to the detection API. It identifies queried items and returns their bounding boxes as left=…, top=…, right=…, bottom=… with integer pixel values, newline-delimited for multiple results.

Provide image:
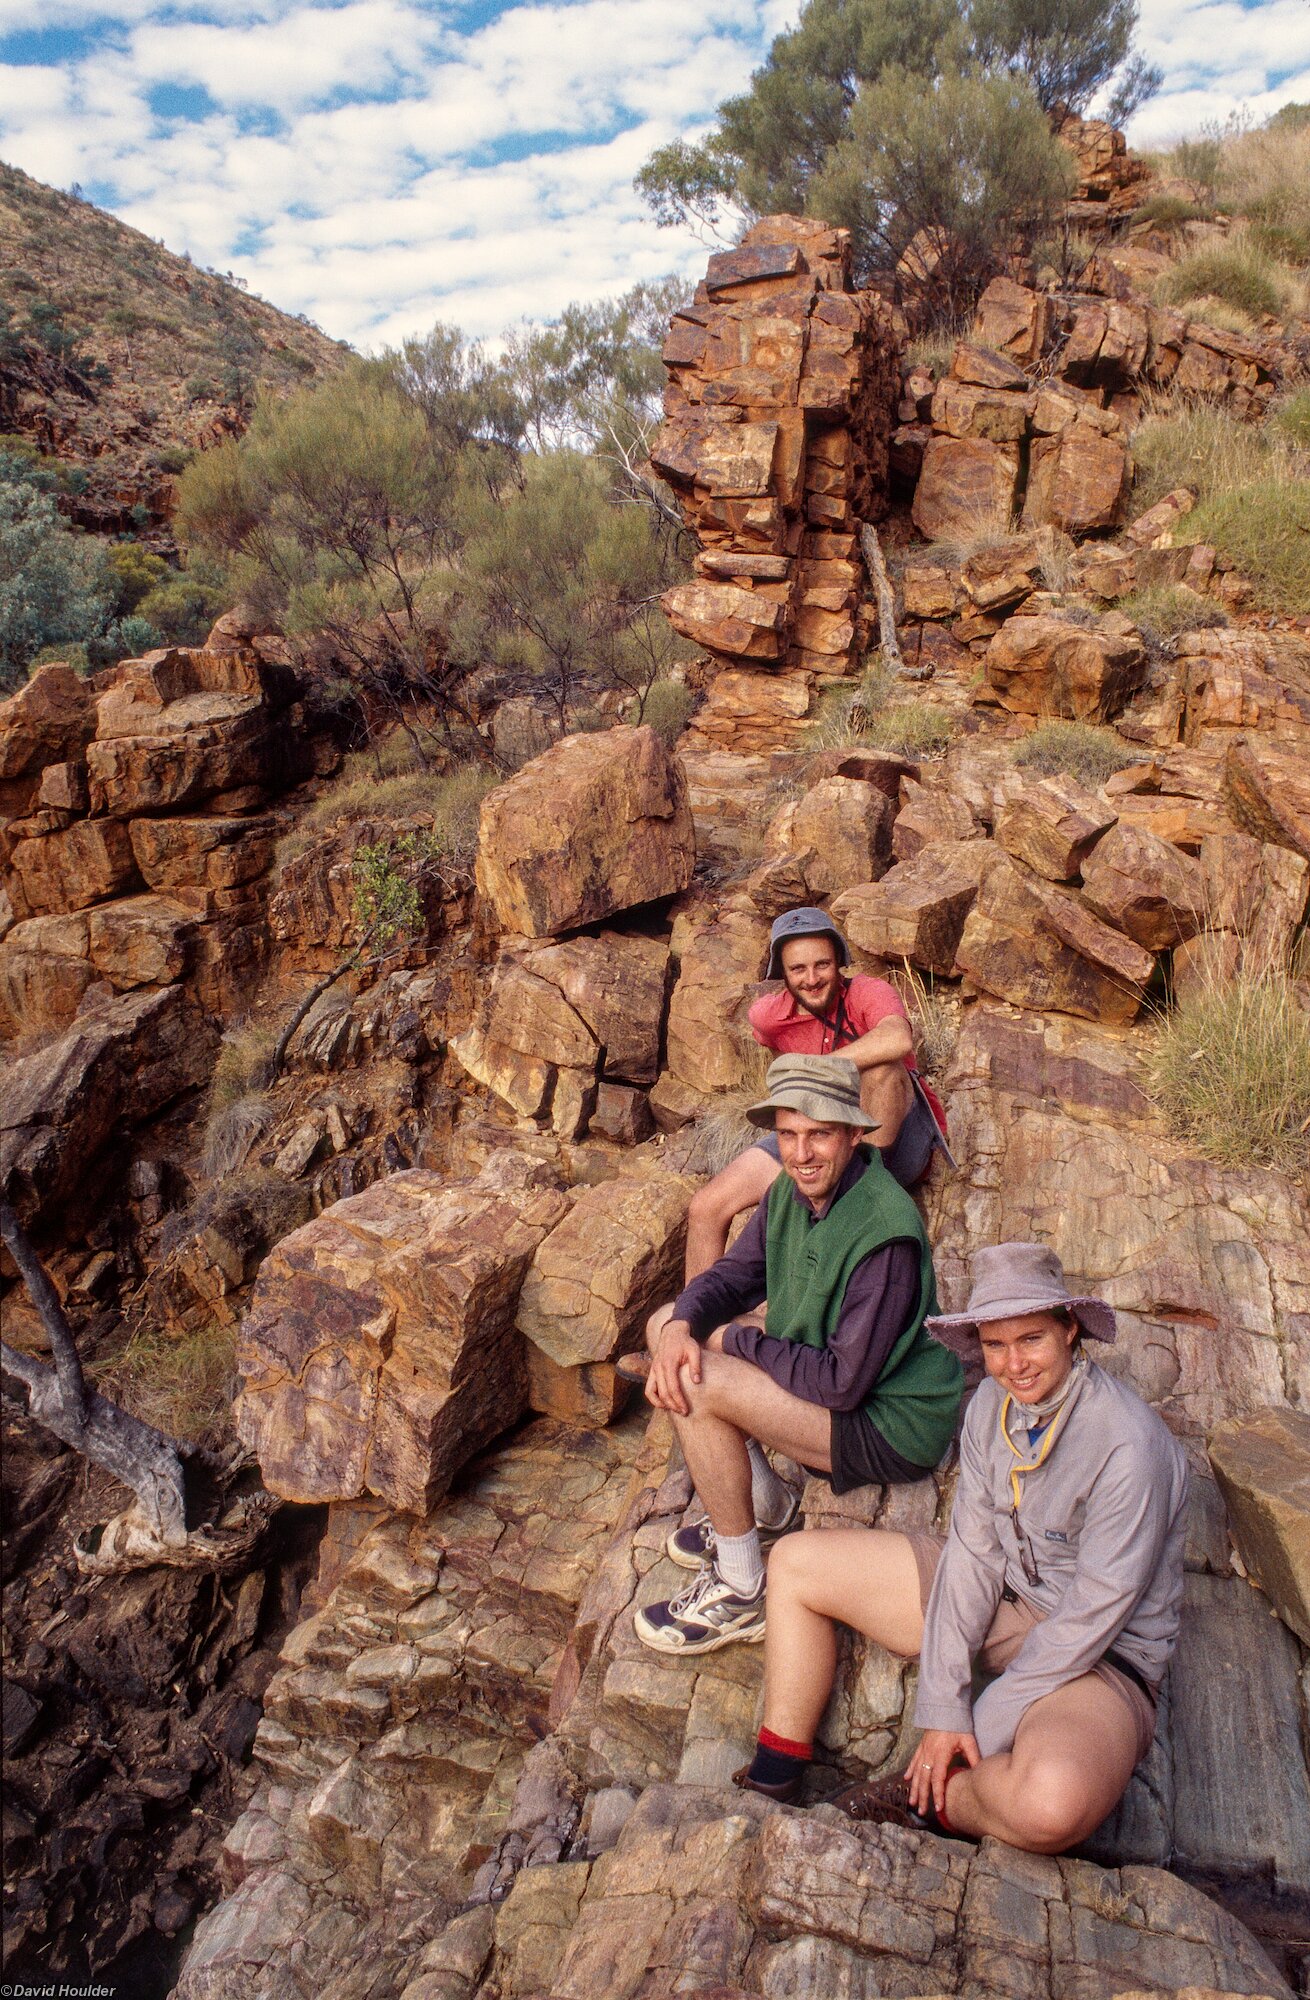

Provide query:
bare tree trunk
left=860, top=521, right=931, bottom=682
left=0, top=1201, right=188, bottom=1545
left=263, top=943, right=369, bottom=1087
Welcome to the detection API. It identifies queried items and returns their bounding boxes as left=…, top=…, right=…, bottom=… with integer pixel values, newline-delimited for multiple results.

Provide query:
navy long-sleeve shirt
left=669, top=1154, right=921, bottom=1413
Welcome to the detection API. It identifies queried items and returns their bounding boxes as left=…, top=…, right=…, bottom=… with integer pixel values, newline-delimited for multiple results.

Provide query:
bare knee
left=1008, top=1766, right=1095, bottom=1853
left=689, top=1175, right=743, bottom=1232
left=767, top=1529, right=824, bottom=1606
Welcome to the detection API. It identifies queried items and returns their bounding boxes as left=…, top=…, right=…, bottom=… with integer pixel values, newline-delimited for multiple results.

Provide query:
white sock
left=715, top=1529, right=764, bottom=1596
left=747, top=1440, right=791, bottom=1528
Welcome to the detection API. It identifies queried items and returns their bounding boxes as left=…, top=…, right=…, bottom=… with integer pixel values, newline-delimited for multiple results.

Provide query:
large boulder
left=986, top=616, right=1146, bottom=722
left=0, top=986, right=213, bottom=1224
left=1022, top=425, right=1131, bottom=537
left=517, top=1166, right=698, bottom=1423
left=86, top=648, right=296, bottom=817
left=911, top=436, right=1020, bottom=541
left=1079, top=822, right=1208, bottom=951
left=234, top=1157, right=572, bottom=1513
left=833, top=840, right=994, bottom=976
left=1209, top=1406, right=1310, bottom=1646
left=0, top=663, right=95, bottom=815
left=128, top=814, right=277, bottom=907
left=523, top=933, right=670, bottom=1087
left=475, top=727, right=695, bottom=938
left=994, top=776, right=1117, bottom=882
left=955, top=853, right=1156, bottom=1023
left=762, top=774, right=894, bottom=899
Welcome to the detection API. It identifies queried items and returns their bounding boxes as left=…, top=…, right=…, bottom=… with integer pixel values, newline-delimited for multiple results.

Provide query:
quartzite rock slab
left=234, top=1158, right=573, bottom=1512
left=475, top=727, right=695, bottom=939
left=955, top=854, right=1155, bottom=1023
left=0, top=985, right=213, bottom=1224
left=994, top=776, right=1117, bottom=882
left=524, top=933, right=670, bottom=1087
left=986, top=616, right=1146, bottom=722
left=661, top=580, right=786, bottom=662
left=664, top=900, right=769, bottom=1096
left=517, top=1165, right=699, bottom=1377
left=0, top=662, right=95, bottom=814
left=1224, top=739, right=1310, bottom=862
left=86, top=893, right=198, bottom=988
left=833, top=840, right=994, bottom=976
left=8, top=816, right=140, bottom=915
left=911, top=436, right=1021, bottom=541
left=1209, top=1407, right=1310, bottom=1645
left=0, top=911, right=95, bottom=1038
left=1079, top=821, right=1208, bottom=951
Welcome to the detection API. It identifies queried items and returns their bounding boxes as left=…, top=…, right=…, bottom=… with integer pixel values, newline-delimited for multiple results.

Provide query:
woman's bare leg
left=759, top=1528, right=926, bottom=1746
left=943, top=1674, right=1138, bottom=1851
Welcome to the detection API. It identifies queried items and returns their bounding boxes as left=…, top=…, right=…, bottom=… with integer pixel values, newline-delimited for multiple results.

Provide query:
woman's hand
left=907, top=1729, right=979, bottom=1819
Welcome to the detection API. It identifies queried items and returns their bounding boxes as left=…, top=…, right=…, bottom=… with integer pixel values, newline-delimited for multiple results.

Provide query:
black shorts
left=827, top=1408, right=934, bottom=1495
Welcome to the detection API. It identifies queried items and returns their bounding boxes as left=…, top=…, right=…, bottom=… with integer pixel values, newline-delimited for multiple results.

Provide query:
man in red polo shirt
left=683, top=907, right=948, bottom=1280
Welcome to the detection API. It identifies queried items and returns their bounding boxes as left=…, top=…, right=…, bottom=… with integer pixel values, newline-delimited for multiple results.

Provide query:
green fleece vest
left=764, top=1150, right=962, bottom=1469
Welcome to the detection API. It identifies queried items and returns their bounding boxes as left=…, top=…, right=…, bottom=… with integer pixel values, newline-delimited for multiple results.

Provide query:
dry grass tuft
left=896, top=962, right=959, bottom=1078
left=1149, top=967, right=1310, bottom=1175
left=1013, top=721, right=1137, bottom=787
left=1119, top=584, right=1229, bottom=654
left=1155, top=239, right=1292, bottom=322
left=277, top=757, right=496, bottom=869
left=208, top=1021, right=279, bottom=1114
left=101, top=1321, right=238, bottom=1449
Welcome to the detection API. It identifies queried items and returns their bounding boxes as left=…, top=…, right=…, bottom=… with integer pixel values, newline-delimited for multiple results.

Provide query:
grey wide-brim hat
left=925, top=1242, right=1117, bottom=1360
left=746, top=1054, right=879, bottom=1131
left=764, top=906, right=851, bottom=981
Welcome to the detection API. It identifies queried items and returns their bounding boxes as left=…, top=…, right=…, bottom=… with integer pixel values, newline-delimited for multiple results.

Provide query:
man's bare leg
left=861, top=1060, right=912, bottom=1151
left=683, top=1146, right=781, bottom=1282
left=667, top=1349, right=831, bottom=1541
left=757, top=1528, right=926, bottom=1747
left=941, top=1675, right=1138, bottom=1852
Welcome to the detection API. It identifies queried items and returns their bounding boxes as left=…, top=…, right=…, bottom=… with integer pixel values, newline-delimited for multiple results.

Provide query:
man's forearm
left=840, top=1020, right=914, bottom=1072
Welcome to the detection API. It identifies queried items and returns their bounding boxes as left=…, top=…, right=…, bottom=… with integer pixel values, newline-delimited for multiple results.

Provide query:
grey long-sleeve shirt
left=914, top=1358, right=1189, bottom=1757
left=669, top=1155, right=921, bottom=1412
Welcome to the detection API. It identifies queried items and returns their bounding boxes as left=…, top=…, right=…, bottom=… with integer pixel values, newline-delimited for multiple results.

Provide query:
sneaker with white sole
left=633, top=1565, right=767, bottom=1654
left=665, top=1489, right=801, bottom=1570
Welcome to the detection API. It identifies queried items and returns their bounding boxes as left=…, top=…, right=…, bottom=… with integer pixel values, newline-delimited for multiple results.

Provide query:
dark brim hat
left=746, top=1054, right=878, bottom=1131
left=764, top=906, right=851, bottom=981
left=925, top=1241, right=1117, bottom=1360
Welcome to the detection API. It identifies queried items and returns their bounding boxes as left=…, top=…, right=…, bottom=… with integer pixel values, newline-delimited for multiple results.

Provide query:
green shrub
left=1013, top=720, right=1137, bottom=786
left=1156, top=243, right=1289, bottom=321
left=637, top=675, right=696, bottom=745
left=1149, top=969, right=1310, bottom=1174
left=1169, top=133, right=1223, bottom=195
left=1131, top=193, right=1213, bottom=230
left=1273, top=387, right=1310, bottom=447
left=1186, top=480, right=1310, bottom=614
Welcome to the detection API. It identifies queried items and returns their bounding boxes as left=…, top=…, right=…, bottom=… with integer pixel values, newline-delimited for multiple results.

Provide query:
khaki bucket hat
left=745, top=1054, right=879, bottom=1131
left=925, top=1242, right=1117, bottom=1360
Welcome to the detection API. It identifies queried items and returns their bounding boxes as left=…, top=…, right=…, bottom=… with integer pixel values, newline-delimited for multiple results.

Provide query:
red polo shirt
left=748, top=974, right=947, bottom=1133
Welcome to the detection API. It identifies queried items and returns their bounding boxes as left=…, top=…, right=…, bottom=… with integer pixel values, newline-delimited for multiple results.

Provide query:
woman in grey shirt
left=732, top=1241, right=1190, bottom=1853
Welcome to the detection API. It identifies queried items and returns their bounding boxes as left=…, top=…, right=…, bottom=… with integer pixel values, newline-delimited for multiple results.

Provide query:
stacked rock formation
left=652, top=216, right=902, bottom=752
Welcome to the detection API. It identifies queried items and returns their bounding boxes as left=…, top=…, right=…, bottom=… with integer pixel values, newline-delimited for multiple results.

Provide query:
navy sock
left=747, top=1729, right=812, bottom=1789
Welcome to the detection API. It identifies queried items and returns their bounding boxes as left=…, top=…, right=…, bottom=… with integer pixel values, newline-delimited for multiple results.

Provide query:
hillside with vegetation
left=1, top=4, right=1309, bottom=1995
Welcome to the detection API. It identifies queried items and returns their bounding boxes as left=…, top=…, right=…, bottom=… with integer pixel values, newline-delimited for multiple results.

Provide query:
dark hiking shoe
left=665, top=1489, right=801, bottom=1569
left=831, top=1772, right=935, bottom=1830
left=732, top=1761, right=803, bottom=1804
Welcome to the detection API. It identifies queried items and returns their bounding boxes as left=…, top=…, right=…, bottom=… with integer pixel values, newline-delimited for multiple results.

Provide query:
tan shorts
left=905, top=1532, right=1157, bottom=1766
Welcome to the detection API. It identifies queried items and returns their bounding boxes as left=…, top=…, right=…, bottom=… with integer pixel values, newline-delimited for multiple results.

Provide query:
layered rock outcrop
left=653, top=215, right=901, bottom=748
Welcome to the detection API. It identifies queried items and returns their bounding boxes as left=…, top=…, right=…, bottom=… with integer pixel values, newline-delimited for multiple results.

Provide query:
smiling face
left=978, top=1310, right=1079, bottom=1405
left=779, top=935, right=842, bottom=1019
left=774, top=1108, right=863, bottom=1210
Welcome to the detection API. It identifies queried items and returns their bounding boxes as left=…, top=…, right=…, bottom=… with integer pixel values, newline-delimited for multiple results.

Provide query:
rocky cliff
left=1, top=114, right=1308, bottom=2000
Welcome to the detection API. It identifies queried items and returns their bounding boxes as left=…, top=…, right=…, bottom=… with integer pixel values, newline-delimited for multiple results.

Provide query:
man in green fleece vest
left=634, top=1054, right=962, bottom=1657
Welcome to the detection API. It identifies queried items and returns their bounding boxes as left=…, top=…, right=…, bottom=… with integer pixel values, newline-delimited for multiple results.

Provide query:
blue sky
left=1, top=0, right=1307, bottom=350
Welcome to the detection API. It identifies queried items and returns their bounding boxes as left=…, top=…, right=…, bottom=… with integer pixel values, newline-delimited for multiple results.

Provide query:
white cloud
left=2, top=0, right=1302, bottom=350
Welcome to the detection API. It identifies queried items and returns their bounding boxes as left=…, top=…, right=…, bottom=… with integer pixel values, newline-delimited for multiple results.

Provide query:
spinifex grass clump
left=805, top=668, right=957, bottom=758
left=100, top=1321, right=239, bottom=1449
left=1149, top=969, right=1310, bottom=1175
left=1013, top=721, right=1136, bottom=788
